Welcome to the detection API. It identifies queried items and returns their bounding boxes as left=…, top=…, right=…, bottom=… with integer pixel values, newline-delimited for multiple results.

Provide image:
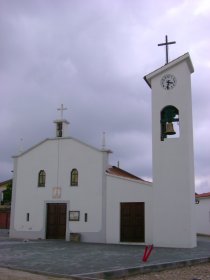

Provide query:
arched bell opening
left=160, top=106, right=180, bottom=141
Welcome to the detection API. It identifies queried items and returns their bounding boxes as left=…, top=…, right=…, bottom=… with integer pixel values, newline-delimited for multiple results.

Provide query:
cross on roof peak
left=158, top=35, right=176, bottom=64
left=57, top=104, right=67, bottom=119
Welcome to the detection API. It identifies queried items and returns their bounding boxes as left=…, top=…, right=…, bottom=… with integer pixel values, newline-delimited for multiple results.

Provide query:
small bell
left=165, top=122, right=176, bottom=135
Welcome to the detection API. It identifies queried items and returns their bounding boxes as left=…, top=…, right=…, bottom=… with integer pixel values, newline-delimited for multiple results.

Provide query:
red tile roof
left=106, top=166, right=148, bottom=182
left=196, top=192, right=210, bottom=198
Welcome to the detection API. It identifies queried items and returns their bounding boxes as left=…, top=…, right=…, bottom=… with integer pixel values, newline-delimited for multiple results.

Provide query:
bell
left=165, top=122, right=176, bottom=135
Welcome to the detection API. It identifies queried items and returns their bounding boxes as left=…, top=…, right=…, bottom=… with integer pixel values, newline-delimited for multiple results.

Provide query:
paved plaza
left=0, top=236, right=210, bottom=279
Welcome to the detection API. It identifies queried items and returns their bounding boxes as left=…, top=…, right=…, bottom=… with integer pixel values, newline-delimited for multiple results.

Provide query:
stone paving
left=0, top=236, right=210, bottom=279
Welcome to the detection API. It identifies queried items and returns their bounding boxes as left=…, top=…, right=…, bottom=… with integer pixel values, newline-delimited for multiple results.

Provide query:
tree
left=3, top=181, right=12, bottom=204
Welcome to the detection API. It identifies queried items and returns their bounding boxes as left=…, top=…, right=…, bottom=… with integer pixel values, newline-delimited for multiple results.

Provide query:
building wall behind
left=106, top=175, right=153, bottom=244
left=196, top=198, right=210, bottom=236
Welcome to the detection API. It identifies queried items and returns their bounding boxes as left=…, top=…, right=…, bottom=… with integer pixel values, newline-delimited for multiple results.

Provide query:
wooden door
left=46, top=203, right=67, bottom=239
left=120, top=202, right=145, bottom=242
left=0, top=210, right=10, bottom=229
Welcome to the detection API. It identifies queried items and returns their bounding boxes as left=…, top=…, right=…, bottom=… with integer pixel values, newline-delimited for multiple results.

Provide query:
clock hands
left=166, top=79, right=173, bottom=89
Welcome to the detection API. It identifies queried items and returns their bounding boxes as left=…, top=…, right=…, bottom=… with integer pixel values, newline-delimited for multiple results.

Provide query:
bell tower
left=54, top=104, right=69, bottom=138
left=144, top=52, right=197, bottom=248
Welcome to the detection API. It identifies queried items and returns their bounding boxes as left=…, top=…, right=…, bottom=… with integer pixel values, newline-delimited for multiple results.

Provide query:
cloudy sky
left=0, top=0, right=209, bottom=193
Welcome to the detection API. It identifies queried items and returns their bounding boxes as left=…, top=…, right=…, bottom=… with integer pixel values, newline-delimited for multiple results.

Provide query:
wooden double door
left=46, top=203, right=67, bottom=239
left=120, top=202, right=145, bottom=242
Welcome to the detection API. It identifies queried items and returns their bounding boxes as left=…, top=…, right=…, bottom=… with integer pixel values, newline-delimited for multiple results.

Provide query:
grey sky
left=0, top=0, right=209, bottom=193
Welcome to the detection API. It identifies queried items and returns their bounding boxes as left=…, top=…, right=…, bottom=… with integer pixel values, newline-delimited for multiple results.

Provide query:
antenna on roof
left=102, top=131, right=106, bottom=150
left=101, top=132, right=113, bottom=154
left=19, top=138, right=24, bottom=153
left=117, top=161, right=120, bottom=168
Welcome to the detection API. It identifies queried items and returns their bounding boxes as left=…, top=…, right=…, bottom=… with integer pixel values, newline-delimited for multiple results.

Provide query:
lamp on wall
left=195, top=198, right=200, bottom=204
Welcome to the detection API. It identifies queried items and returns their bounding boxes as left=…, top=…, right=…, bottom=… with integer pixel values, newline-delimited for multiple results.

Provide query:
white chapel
left=10, top=52, right=197, bottom=248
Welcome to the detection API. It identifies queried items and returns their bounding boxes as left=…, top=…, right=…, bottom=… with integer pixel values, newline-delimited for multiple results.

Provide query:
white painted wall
left=106, top=174, right=153, bottom=244
left=10, top=138, right=106, bottom=240
left=196, top=198, right=210, bottom=236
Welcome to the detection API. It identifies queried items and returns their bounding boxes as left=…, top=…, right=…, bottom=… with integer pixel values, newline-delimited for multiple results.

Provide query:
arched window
left=161, top=105, right=180, bottom=141
left=38, top=170, right=46, bottom=187
left=71, top=169, right=78, bottom=186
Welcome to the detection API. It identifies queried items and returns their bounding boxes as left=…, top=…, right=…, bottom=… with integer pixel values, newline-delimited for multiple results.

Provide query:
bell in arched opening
left=164, top=122, right=176, bottom=135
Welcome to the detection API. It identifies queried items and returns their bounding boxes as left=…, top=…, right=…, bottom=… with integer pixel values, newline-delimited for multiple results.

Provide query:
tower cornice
left=144, top=53, right=194, bottom=88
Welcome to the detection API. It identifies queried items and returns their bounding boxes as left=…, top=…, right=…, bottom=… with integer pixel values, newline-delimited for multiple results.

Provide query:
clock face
left=161, top=74, right=177, bottom=90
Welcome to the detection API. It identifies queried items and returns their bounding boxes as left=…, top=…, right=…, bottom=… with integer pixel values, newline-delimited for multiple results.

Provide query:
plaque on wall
left=52, top=187, right=61, bottom=199
left=69, top=211, right=80, bottom=221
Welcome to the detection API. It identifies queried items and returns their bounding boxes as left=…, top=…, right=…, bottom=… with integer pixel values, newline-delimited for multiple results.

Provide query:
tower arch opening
left=160, top=105, right=179, bottom=141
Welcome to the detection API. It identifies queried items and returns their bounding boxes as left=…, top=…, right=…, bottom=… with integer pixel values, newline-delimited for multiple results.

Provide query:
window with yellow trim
left=71, top=169, right=78, bottom=186
left=38, top=170, right=46, bottom=187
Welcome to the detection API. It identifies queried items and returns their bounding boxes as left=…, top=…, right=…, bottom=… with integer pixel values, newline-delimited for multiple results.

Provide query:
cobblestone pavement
left=0, top=236, right=210, bottom=279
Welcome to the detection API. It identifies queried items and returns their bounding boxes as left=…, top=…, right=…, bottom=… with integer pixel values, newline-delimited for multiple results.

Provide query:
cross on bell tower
left=158, top=35, right=176, bottom=64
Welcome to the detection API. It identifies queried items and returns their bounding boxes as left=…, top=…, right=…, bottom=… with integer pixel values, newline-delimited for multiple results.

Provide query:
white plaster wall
left=196, top=198, right=210, bottom=235
left=13, top=140, right=58, bottom=232
left=151, top=59, right=196, bottom=248
left=59, top=139, right=104, bottom=233
left=106, top=175, right=153, bottom=244
left=10, top=138, right=104, bottom=239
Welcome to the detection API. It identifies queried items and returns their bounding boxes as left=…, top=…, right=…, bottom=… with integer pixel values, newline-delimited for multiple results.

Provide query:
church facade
left=10, top=53, right=197, bottom=248
left=9, top=131, right=153, bottom=244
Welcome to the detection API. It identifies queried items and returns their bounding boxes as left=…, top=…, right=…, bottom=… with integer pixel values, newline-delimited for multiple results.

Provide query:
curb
left=71, top=257, right=210, bottom=279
